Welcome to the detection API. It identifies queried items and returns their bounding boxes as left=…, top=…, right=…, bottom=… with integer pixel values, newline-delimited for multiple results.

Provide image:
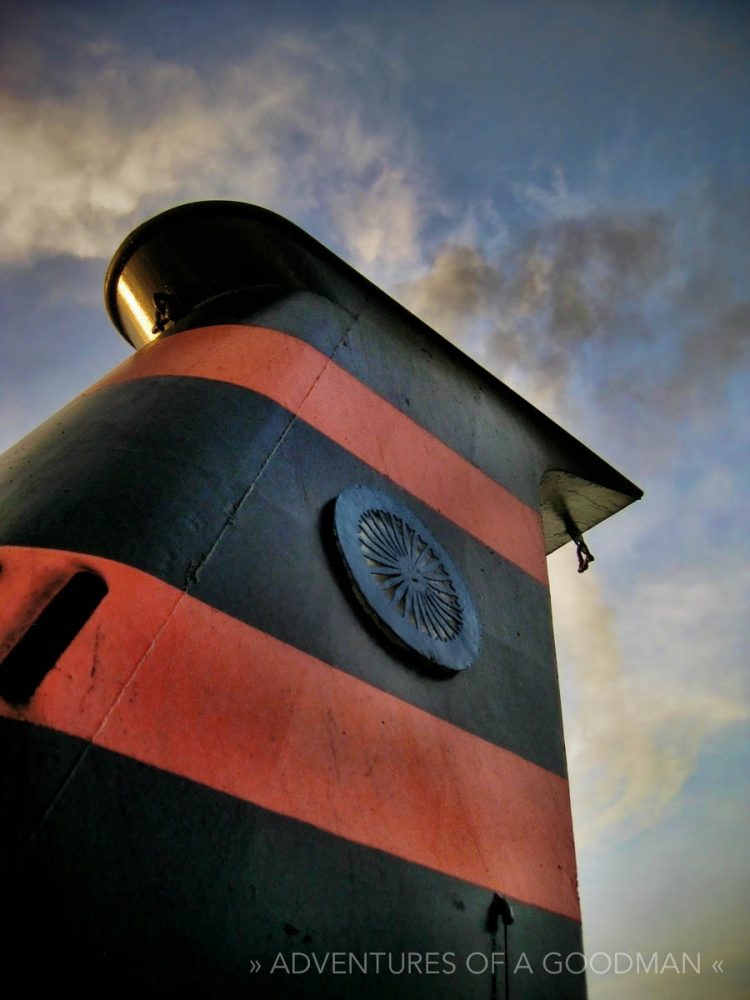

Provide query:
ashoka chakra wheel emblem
left=358, top=509, right=462, bottom=640
left=332, top=486, right=481, bottom=672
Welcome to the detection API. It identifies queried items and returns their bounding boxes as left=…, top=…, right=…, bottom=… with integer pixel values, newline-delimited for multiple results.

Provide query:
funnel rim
left=103, top=200, right=326, bottom=344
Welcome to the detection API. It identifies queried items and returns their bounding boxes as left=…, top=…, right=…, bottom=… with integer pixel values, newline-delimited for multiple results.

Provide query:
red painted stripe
left=0, top=546, right=578, bottom=919
left=87, top=325, right=548, bottom=584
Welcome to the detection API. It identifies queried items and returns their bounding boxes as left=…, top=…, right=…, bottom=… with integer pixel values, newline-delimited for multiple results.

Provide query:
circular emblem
left=332, top=486, right=481, bottom=671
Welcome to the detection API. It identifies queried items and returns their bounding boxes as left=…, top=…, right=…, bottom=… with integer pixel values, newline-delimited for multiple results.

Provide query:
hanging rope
left=574, top=535, right=595, bottom=573
left=487, top=893, right=514, bottom=1000
left=562, top=512, right=595, bottom=573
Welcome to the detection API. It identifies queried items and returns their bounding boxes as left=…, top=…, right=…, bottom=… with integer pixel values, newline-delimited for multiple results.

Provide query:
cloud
left=549, top=547, right=749, bottom=848
left=514, top=164, right=594, bottom=220
left=398, top=173, right=750, bottom=429
left=329, top=165, right=425, bottom=286
left=0, top=29, right=429, bottom=282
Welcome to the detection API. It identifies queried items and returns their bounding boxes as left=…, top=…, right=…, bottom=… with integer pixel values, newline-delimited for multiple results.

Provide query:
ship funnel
left=104, top=201, right=357, bottom=349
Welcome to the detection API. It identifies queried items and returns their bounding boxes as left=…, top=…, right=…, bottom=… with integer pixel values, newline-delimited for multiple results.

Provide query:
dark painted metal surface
left=0, top=200, right=646, bottom=997
left=1, top=718, right=587, bottom=998
left=0, top=378, right=567, bottom=774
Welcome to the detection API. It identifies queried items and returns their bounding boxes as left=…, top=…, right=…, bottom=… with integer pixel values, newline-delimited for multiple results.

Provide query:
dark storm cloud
left=401, top=184, right=750, bottom=415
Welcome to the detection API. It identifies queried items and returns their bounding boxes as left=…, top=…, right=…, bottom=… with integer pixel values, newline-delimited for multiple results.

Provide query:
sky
left=1, top=1, right=748, bottom=995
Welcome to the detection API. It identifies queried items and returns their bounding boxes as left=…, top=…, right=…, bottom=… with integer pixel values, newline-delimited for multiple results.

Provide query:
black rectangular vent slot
left=0, top=571, right=108, bottom=704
